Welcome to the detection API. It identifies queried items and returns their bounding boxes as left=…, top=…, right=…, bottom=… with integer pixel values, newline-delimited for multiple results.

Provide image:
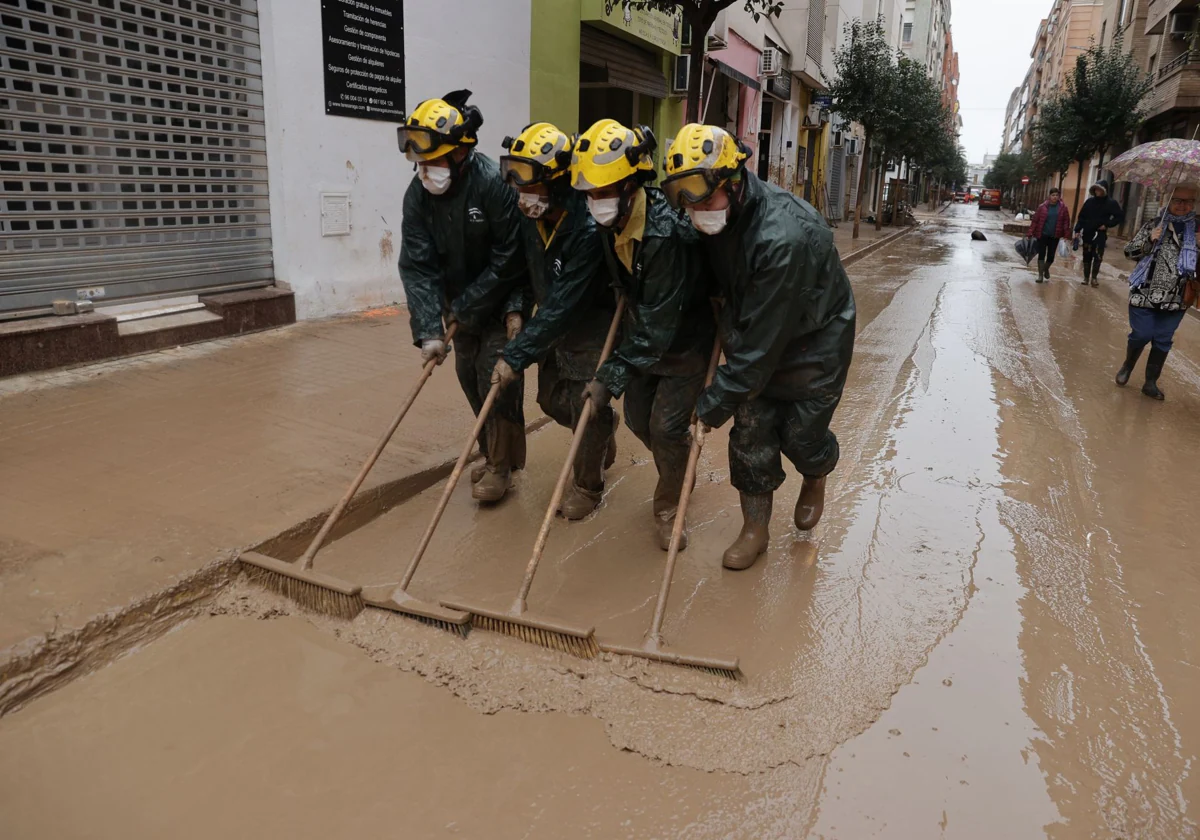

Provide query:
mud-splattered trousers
left=534, top=310, right=616, bottom=493
left=453, top=324, right=526, bottom=473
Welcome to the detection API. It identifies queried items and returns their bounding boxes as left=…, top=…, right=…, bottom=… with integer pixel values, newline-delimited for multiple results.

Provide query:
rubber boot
left=1115, top=340, right=1145, bottom=387
left=1090, top=259, right=1101, bottom=287
left=1142, top=347, right=1168, bottom=401
left=470, top=464, right=487, bottom=484
left=794, top=475, right=827, bottom=531
left=1080, top=258, right=1092, bottom=285
left=472, top=416, right=524, bottom=502
left=722, top=492, right=772, bottom=571
left=1036, top=258, right=1046, bottom=283
left=655, top=510, right=688, bottom=551
left=558, top=410, right=610, bottom=520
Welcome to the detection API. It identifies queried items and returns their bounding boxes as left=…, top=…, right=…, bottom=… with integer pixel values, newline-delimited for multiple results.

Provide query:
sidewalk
left=0, top=307, right=538, bottom=671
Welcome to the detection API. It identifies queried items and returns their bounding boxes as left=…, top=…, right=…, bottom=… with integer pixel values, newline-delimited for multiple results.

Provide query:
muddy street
left=2, top=204, right=1198, bottom=839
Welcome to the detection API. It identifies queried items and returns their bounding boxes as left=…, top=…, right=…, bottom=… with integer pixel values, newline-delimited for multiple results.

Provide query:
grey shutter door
left=580, top=25, right=668, bottom=100
left=828, top=146, right=845, bottom=220
left=0, top=0, right=272, bottom=315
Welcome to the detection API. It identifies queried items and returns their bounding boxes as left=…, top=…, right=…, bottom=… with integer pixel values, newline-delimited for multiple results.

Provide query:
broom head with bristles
left=440, top=598, right=599, bottom=659
left=598, top=638, right=741, bottom=680
left=238, top=551, right=364, bottom=620
left=362, top=585, right=472, bottom=638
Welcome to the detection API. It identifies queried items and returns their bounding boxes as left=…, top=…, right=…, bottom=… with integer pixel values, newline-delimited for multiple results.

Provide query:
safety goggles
left=499, top=155, right=551, bottom=187
left=396, top=125, right=454, bottom=161
left=662, top=169, right=728, bottom=209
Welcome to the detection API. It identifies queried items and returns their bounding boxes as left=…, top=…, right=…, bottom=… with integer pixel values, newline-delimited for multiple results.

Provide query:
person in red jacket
left=1028, top=188, right=1073, bottom=282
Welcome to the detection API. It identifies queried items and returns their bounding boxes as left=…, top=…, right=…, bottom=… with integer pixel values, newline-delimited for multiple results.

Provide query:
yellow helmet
left=500, top=122, right=573, bottom=186
left=570, top=119, right=657, bottom=191
left=662, top=124, right=750, bottom=208
left=396, top=90, right=482, bottom=162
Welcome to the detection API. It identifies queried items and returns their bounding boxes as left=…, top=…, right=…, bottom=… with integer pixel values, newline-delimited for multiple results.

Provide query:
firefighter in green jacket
left=572, top=119, right=716, bottom=550
left=663, top=124, right=856, bottom=571
left=489, top=122, right=620, bottom=519
left=397, top=90, right=529, bottom=504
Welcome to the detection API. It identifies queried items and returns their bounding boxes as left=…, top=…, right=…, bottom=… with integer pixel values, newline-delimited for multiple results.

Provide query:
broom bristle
left=409, top=612, right=471, bottom=637
left=471, top=614, right=599, bottom=659
left=241, top=564, right=364, bottom=620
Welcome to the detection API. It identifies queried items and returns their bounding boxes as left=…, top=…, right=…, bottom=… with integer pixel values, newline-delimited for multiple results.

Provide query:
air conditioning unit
left=759, top=47, right=783, bottom=78
left=1170, top=12, right=1196, bottom=39
left=672, top=54, right=690, bottom=95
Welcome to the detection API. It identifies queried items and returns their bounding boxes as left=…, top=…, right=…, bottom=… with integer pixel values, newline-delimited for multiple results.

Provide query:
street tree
left=825, top=16, right=897, bottom=238
left=1063, top=35, right=1153, bottom=214
left=625, top=0, right=783, bottom=124
left=1032, top=91, right=1087, bottom=189
left=884, top=55, right=949, bottom=219
left=984, top=150, right=1035, bottom=207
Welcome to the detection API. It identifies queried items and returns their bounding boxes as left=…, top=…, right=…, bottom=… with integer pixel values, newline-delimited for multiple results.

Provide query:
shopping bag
left=1057, top=238, right=1071, bottom=258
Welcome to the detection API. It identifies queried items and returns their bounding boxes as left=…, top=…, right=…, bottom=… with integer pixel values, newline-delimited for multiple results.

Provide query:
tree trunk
left=1072, top=158, right=1085, bottom=219
left=875, top=161, right=886, bottom=231
left=853, top=131, right=872, bottom=240
left=685, top=10, right=716, bottom=124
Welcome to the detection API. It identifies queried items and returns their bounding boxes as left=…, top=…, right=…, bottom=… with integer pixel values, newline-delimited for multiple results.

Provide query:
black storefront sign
left=321, top=0, right=406, bottom=122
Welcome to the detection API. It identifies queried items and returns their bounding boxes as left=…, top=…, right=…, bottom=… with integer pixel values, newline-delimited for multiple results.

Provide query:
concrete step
left=116, top=308, right=223, bottom=337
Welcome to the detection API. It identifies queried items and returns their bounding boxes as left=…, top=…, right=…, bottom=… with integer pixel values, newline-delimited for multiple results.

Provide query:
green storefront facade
left=530, top=0, right=685, bottom=165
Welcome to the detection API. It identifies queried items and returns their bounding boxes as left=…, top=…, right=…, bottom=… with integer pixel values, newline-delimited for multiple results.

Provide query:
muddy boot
left=472, top=416, right=524, bottom=503
left=1115, top=340, right=1145, bottom=387
left=1080, top=260, right=1092, bottom=285
left=470, top=464, right=487, bottom=484
left=559, top=483, right=602, bottom=520
left=655, top=510, right=688, bottom=551
left=559, top=407, right=611, bottom=520
left=1036, top=259, right=1045, bottom=283
left=1090, top=261, right=1101, bottom=287
left=723, top=493, right=772, bottom=571
left=1142, top=347, right=1168, bottom=401
left=794, top=475, right=827, bottom=531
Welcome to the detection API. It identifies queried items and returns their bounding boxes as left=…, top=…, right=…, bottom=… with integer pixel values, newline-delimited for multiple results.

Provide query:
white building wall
left=258, top=0, right=531, bottom=320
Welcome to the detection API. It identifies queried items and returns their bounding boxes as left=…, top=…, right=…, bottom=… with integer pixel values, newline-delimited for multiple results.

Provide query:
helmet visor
left=397, top=126, right=448, bottom=161
left=500, top=156, right=545, bottom=187
left=662, top=170, right=722, bottom=209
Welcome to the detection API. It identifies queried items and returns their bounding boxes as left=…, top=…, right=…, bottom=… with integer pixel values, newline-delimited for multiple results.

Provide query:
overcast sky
left=954, top=0, right=1051, bottom=163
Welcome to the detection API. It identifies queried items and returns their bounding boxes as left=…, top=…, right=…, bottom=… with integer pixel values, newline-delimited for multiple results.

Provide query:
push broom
left=239, top=323, right=458, bottom=620
left=598, top=333, right=741, bottom=679
left=362, top=372, right=509, bottom=635
left=440, top=298, right=626, bottom=658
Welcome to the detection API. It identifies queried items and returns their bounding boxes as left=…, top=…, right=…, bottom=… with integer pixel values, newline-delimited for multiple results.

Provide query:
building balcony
left=1146, top=0, right=1199, bottom=36
left=1145, top=50, right=1200, bottom=118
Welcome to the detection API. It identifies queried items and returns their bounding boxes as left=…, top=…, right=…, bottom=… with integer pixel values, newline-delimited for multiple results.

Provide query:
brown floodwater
left=1, top=205, right=1197, bottom=839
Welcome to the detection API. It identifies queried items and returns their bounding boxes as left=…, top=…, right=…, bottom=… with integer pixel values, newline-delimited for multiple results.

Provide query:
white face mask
left=688, top=208, right=728, bottom=236
left=518, top=192, right=551, bottom=219
left=587, top=195, right=622, bottom=228
left=418, top=163, right=452, bottom=195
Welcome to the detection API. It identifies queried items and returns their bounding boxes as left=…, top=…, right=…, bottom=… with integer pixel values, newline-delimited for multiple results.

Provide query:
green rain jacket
left=502, top=191, right=615, bottom=373
left=398, top=152, right=528, bottom=345
left=696, top=172, right=856, bottom=428
left=594, top=187, right=714, bottom=397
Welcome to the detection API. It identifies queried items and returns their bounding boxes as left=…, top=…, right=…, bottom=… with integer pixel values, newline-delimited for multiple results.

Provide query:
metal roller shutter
left=828, top=145, right=844, bottom=221
left=0, top=0, right=272, bottom=316
left=580, top=25, right=668, bottom=100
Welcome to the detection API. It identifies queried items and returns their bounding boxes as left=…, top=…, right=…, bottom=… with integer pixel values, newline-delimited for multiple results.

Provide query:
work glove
left=505, top=312, right=523, bottom=340
left=584, top=378, right=613, bottom=410
left=420, top=339, right=448, bottom=366
left=491, top=358, right=519, bottom=389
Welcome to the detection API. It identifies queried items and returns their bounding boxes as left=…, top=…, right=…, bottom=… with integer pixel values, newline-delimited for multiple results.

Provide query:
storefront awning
left=580, top=25, right=669, bottom=99
left=709, top=57, right=760, bottom=92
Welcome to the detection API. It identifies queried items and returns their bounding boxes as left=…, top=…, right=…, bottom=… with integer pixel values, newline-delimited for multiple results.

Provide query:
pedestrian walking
left=1073, top=179, right=1125, bottom=287
left=1115, top=186, right=1200, bottom=401
left=1028, top=187, right=1072, bottom=282
left=397, top=90, right=530, bottom=503
left=662, top=124, right=856, bottom=570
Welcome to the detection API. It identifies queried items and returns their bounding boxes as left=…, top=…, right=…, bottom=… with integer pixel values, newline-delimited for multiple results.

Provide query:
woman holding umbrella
left=1108, top=139, right=1200, bottom=401
left=1116, top=186, right=1198, bottom=400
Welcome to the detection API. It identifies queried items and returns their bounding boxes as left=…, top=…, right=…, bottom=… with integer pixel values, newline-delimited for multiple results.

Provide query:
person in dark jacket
left=663, top=124, right=856, bottom=571
left=1115, top=186, right=1199, bottom=401
left=1073, top=179, right=1125, bottom=287
left=572, top=119, right=716, bottom=550
left=489, top=122, right=619, bottom=519
left=397, top=91, right=529, bottom=504
left=1028, top=188, right=1072, bottom=282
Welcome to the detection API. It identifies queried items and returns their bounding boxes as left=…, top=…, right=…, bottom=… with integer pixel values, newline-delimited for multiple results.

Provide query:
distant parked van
left=979, top=188, right=1002, bottom=209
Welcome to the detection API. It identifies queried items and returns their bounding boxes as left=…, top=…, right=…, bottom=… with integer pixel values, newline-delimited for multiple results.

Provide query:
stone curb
left=842, top=224, right=919, bottom=267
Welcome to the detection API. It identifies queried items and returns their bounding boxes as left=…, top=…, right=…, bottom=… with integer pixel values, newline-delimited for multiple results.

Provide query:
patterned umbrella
left=1108, top=139, right=1200, bottom=193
